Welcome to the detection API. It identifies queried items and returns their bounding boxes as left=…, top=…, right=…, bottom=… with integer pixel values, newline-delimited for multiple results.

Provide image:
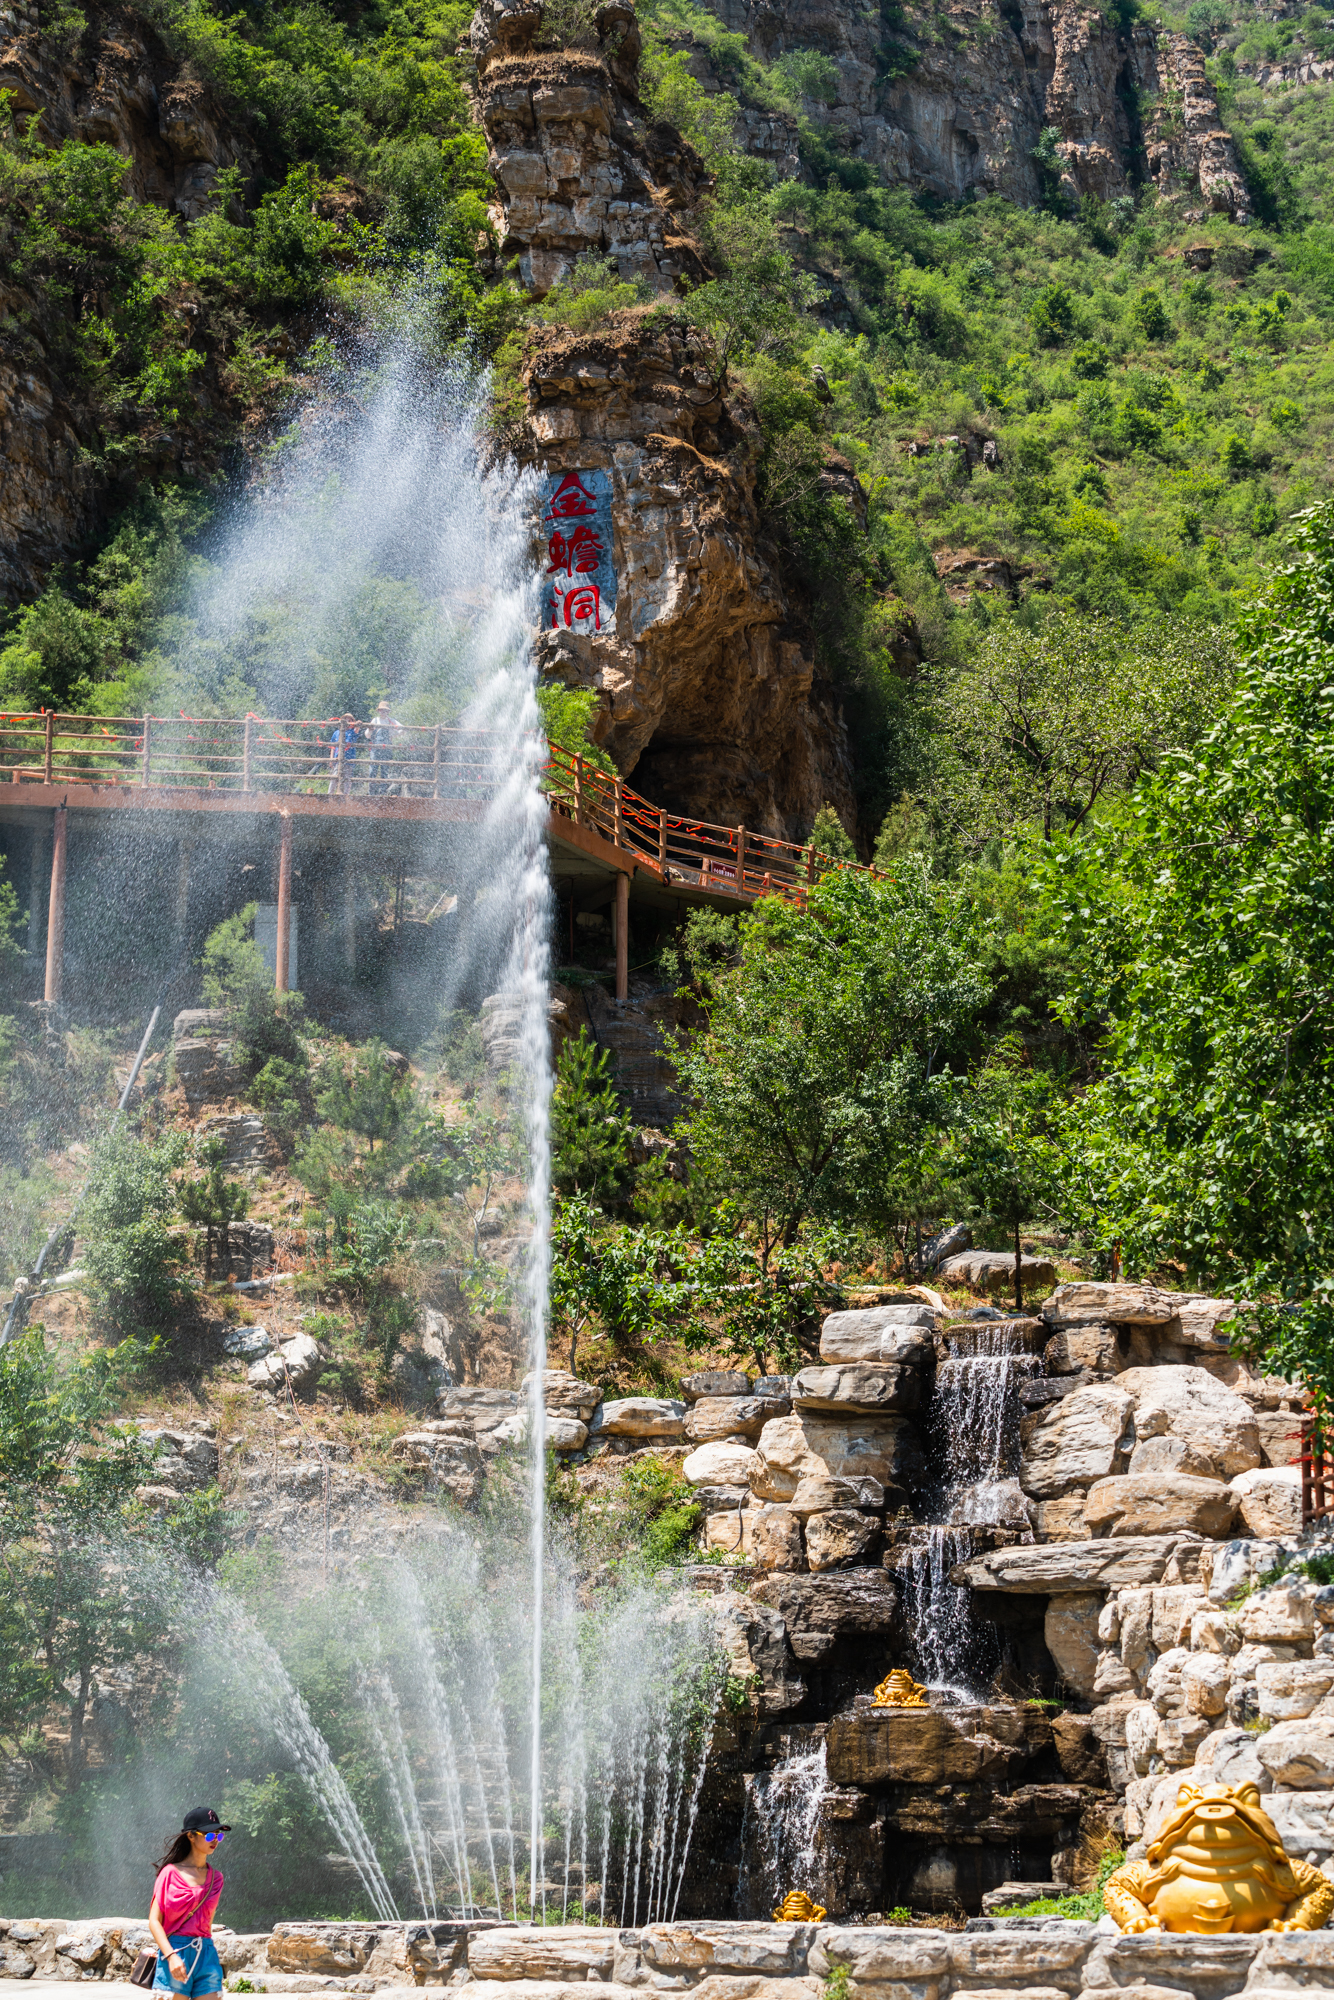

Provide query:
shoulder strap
left=176, top=1867, right=217, bottom=1928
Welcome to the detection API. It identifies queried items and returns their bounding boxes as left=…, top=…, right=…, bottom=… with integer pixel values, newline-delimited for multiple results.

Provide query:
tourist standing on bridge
left=327, top=714, right=360, bottom=795
left=369, top=698, right=404, bottom=794
left=145, top=1807, right=228, bottom=1999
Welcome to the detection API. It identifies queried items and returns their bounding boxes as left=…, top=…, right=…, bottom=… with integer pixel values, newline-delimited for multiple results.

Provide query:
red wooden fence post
left=275, top=813, right=293, bottom=994
left=44, top=804, right=67, bottom=1006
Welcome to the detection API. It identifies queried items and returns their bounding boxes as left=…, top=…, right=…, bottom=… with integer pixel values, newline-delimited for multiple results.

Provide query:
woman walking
left=147, top=1807, right=230, bottom=1998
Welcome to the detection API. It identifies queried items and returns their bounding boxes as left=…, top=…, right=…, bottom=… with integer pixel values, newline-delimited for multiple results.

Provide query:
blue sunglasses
left=201, top=1831, right=226, bottom=1843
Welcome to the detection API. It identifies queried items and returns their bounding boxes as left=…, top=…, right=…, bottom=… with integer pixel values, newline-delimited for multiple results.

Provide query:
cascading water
left=735, top=1741, right=828, bottom=1918
left=936, top=1324, right=1042, bottom=1499
left=891, top=1319, right=1042, bottom=1693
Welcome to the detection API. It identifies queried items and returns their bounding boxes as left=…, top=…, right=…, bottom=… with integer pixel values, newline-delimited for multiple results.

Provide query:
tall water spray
left=3, top=317, right=731, bottom=1929
left=176, top=315, right=556, bottom=1898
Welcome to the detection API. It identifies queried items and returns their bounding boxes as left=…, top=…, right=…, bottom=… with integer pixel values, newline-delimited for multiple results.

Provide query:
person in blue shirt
left=327, top=715, right=360, bottom=794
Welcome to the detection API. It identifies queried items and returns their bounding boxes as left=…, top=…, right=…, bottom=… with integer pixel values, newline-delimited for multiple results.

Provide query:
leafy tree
left=0, top=1331, right=207, bottom=1786
left=548, top=1195, right=673, bottom=1361
left=1032, top=282, right=1077, bottom=346
left=804, top=802, right=858, bottom=868
left=537, top=680, right=617, bottom=774
left=315, top=1040, right=414, bottom=1156
left=177, top=1135, right=250, bottom=1282
left=82, top=1127, right=190, bottom=1335
left=1186, top=0, right=1231, bottom=51
left=933, top=611, right=1234, bottom=845
left=548, top=1192, right=609, bottom=1371
left=1236, top=120, right=1301, bottom=230
left=551, top=1030, right=635, bottom=1204
left=1131, top=287, right=1172, bottom=341
left=950, top=1036, right=1060, bottom=1312
left=677, top=1215, right=846, bottom=1372
left=1072, top=340, right=1110, bottom=378
left=676, top=867, right=987, bottom=1253
left=200, top=905, right=309, bottom=1084
left=682, top=199, right=821, bottom=384
left=680, top=907, right=739, bottom=989
left=1047, top=502, right=1334, bottom=1402
left=251, top=1056, right=308, bottom=1151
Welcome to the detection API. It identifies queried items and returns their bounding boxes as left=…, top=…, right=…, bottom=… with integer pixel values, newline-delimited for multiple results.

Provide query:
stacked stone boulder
left=681, top=1301, right=934, bottom=1571
left=948, top=1279, right=1333, bottom=1898
left=10, top=1915, right=1334, bottom=1997
left=1016, top=1281, right=1304, bottom=1543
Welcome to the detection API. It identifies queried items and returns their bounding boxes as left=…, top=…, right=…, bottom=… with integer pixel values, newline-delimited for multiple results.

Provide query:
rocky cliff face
left=0, top=8, right=248, bottom=600
left=521, top=311, right=856, bottom=834
left=694, top=0, right=1248, bottom=218
left=471, top=1, right=713, bottom=296
left=471, top=1, right=857, bottom=835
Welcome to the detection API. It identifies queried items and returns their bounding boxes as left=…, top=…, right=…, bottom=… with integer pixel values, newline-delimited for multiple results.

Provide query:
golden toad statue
left=1104, top=1781, right=1334, bottom=1934
left=773, top=1890, right=826, bottom=1922
left=871, top=1669, right=929, bottom=1708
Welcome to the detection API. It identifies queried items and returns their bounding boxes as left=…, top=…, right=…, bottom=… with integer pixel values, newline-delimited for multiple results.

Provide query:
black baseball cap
left=183, top=1806, right=232, bottom=1833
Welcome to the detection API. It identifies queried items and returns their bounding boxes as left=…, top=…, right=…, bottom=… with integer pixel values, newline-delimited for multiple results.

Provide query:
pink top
left=153, top=1863, right=221, bottom=1937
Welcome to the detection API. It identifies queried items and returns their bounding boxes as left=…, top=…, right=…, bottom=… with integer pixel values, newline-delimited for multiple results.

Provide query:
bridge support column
left=614, top=868, right=629, bottom=1002
left=43, top=805, right=67, bottom=1006
left=343, top=864, right=357, bottom=973
left=275, top=813, right=293, bottom=994
left=174, top=837, right=193, bottom=954
left=28, top=824, right=48, bottom=959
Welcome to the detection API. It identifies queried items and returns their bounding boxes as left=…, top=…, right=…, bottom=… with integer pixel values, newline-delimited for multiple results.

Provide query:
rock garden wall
left=5, top=1912, right=1332, bottom=1997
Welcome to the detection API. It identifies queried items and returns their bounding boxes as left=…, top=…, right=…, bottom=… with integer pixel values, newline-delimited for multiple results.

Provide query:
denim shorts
left=153, top=1934, right=223, bottom=1996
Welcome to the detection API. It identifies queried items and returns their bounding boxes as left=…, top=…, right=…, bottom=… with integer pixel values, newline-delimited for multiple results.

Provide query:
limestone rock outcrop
left=693, top=0, right=1247, bottom=219
left=471, top=7, right=710, bottom=298
left=516, top=309, right=857, bottom=836
left=470, top=1, right=857, bottom=837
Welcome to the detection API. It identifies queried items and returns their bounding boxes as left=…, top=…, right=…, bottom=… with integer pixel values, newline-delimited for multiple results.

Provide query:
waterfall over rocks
left=888, top=1316, right=1042, bottom=1695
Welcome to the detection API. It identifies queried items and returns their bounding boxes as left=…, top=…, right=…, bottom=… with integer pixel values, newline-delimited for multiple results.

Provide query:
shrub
left=1131, top=288, right=1172, bottom=340
left=82, top=1127, right=189, bottom=1334
left=1032, top=282, right=1077, bottom=346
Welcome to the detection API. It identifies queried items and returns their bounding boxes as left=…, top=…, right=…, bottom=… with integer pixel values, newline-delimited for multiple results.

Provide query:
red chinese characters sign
left=541, top=469, right=617, bottom=633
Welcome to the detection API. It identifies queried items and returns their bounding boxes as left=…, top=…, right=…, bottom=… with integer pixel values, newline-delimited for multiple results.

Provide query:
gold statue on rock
left=871, top=1669, right=929, bottom=1708
left=773, top=1891, right=826, bottom=1922
left=1104, top=1781, right=1334, bottom=1934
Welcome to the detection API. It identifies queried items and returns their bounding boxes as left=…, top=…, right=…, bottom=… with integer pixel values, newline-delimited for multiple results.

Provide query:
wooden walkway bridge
left=0, top=710, right=869, bottom=1002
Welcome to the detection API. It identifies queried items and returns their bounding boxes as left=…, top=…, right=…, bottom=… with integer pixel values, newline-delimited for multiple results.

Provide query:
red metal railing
left=542, top=744, right=879, bottom=907
left=1299, top=1414, right=1333, bottom=1527
left=0, top=712, right=879, bottom=908
left=0, top=710, right=499, bottom=799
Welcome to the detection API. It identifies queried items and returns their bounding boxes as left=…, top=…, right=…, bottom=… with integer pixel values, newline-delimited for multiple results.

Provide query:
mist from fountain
left=9, top=310, right=729, bottom=1931
left=163, top=310, right=563, bottom=1905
